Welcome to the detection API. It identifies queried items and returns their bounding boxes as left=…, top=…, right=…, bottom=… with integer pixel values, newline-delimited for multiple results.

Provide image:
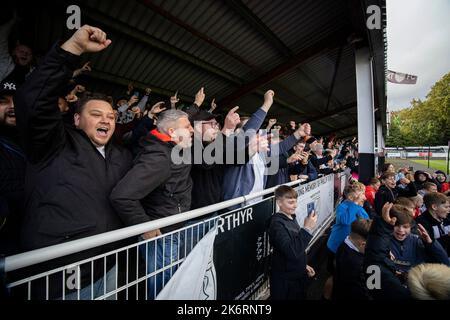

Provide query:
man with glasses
left=189, top=108, right=241, bottom=211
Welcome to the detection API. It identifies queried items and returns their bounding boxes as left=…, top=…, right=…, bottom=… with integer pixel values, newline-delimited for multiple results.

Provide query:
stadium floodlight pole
left=428, top=145, right=430, bottom=168
left=447, top=141, right=450, bottom=175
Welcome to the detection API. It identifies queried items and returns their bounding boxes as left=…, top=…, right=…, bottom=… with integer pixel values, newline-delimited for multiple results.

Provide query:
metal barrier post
left=0, top=254, right=6, bottom=299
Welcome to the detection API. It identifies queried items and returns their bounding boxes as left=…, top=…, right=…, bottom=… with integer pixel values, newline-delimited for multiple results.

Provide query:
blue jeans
left=63, top=265, right=117, bottom=300
left=183, top=214, right=218, bottom=254
left=139, top=233, right=180, bottom=300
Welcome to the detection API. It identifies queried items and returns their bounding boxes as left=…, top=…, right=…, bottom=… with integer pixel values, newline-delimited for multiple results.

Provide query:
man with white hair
left=310, top=142, right=334, bottom=173
left=110, top=108, right=194, bottom=299
left=111, top=109, right=194, bottom=232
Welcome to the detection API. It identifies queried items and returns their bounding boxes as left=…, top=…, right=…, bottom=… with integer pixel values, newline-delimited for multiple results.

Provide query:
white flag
left=387, top=70, right=417, bottom=84
left=156, top=227, right=217, bottom=300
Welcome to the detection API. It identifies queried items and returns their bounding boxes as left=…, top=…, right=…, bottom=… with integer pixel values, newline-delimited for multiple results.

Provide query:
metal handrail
left=5, top=178, right=310, bottom=272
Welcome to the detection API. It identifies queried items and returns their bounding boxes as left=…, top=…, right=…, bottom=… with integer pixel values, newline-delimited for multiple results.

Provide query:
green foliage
left=386, top=72, right=450, bottom=146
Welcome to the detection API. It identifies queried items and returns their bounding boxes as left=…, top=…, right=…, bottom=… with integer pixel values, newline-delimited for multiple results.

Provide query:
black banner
left=213, top=199, right=274, bottom=300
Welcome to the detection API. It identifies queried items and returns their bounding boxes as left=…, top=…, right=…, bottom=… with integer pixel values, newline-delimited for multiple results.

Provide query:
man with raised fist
left=14, top=25, right=132, bottom=299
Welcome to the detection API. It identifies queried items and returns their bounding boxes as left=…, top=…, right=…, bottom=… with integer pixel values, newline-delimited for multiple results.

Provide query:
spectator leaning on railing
left=110, top=108, right=194, bottom=299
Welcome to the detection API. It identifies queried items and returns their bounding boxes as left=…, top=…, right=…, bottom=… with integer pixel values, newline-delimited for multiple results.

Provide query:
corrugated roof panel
left=242, top=0, right=347, bottom=55
left=25, top=0, right=381, bottom=133
left=276, top=68, right=321, bottom=100
left=84, top=0, right=252, bottom=80
left=298, top=46, right=356, bottom=108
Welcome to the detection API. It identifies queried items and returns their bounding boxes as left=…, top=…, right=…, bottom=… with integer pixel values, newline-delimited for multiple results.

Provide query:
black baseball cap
left=0, top=78, right=18, bottom=96
left=189, top=109, right=220, bottom=124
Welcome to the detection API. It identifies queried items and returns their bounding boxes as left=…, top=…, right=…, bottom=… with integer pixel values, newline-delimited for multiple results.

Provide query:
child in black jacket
left=332, top=218, right=372, bottom=300
left=416, top=192, right=450, bottom=258
left=268, top=185, right=317, bottom=300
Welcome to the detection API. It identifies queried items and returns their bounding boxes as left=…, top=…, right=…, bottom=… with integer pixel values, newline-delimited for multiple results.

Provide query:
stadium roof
left=23, top=0, right=387, bottom=138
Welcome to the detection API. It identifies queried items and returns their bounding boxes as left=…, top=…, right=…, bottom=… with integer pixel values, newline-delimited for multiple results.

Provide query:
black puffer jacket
left=110, top=129, right=192, bottom=233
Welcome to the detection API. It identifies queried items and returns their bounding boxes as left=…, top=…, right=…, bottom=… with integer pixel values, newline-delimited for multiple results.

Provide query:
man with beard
left=0, top=76, right=25, bottom=255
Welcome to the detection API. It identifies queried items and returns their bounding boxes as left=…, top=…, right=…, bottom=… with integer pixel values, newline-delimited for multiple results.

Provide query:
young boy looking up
left=389, top=205, right=448, bottom=278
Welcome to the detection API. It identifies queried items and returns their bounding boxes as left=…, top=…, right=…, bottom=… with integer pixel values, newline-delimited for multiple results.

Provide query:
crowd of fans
left=321, top=163, right=450, bottom=301
left=0, top=21, right=449, bottom=301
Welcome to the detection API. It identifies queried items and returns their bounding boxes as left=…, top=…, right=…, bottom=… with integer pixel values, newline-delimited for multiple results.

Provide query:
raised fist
left=128, top=95, right=139, bottom=106
left=61, top=25, right=112, bottom=55
left=263, top=90, right=274, bottom=107
left=294, top=123, right=311, bottom=139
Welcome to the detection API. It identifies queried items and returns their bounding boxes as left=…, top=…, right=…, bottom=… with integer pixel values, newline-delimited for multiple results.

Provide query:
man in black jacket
left=110, top=108, right=194, bottom=298
left=189, top=107, right=241, bottom=211
left=374, top=172, right=417, bottom=215
left=14, top=25, right=132, bottom=299
left=0, top=76, right=25, bottom=255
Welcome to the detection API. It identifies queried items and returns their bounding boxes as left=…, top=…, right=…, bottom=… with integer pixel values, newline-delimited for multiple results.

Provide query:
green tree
left=386, top=71, right=450, bottom=146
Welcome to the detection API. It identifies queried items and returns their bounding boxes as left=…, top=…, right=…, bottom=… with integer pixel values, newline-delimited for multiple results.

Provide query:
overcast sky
left=386, top=0, right=450, bottom=111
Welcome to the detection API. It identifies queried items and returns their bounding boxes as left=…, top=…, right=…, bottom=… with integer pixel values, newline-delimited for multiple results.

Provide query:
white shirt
left=344, top=236, right=360, bottom=253
left=97, top=146, right=106, bottom=158
left=247, top=153, right=265, bottom=205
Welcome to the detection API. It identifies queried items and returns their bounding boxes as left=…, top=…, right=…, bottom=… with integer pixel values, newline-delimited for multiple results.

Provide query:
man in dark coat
left=0, top=76, right=25, bottom=255
left=13, top=25, right=132, bottom=299
left=374, top=172, right=417, bottom=215
left=110, top=108, right=194, bottom=298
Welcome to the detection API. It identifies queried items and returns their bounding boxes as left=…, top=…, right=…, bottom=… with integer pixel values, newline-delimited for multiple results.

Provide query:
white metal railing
left=4, top=179, right=304, bottom=274
left=3, top=174, right=345, bottom=300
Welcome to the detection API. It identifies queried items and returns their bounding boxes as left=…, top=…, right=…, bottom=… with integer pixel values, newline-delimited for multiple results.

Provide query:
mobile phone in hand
left=307, top=202, right=315, bottom=216
left=133, top=91, right=140, bottom=98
